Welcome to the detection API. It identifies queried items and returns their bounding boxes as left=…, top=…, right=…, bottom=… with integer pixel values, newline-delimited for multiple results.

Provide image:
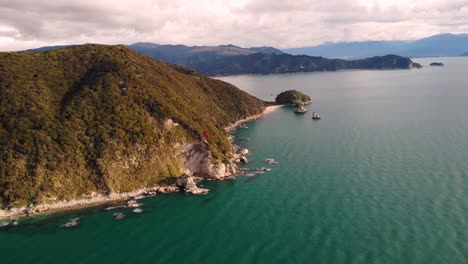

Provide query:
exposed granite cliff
left=182, top=142, right=237, bottom=179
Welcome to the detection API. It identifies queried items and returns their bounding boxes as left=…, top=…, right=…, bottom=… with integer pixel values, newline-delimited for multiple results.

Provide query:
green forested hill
left=0, top=45, right=265, bottom=208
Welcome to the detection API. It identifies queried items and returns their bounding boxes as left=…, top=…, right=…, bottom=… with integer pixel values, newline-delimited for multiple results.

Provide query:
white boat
left=312, top=112, right=321, bottom=120
left=133, top=208, right=143, bottom=214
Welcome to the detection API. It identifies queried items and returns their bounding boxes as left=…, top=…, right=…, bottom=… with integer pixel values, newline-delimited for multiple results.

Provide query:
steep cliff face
left=182, top=142, right=237, bottom=179
left=0, top=45, right=265, bottom=208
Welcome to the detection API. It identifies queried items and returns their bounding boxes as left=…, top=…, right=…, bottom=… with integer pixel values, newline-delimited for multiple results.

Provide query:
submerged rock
left=62, top=217, right=80, bottom=228
left=264, top=158, right=279, bottom=164
left=113, top=212, right=125, bottom=220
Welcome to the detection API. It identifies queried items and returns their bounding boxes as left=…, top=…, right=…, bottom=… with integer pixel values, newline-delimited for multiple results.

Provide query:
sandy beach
left=263, top=105, right=284, bottom=114
left=225, top=105, right=284, bottom=131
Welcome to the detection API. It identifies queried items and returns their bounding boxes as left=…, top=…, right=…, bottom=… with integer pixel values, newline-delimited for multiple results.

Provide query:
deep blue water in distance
left=0, top=57, right=466, bottom=263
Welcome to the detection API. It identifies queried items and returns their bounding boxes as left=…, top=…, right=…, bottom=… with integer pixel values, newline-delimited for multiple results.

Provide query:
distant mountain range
left=127, top=43, right=419, bottom=75
left=284, top=33, right=468, bottom=59
left=26, top=43, right=419, bottom=76
left=127, top=43, right=283, bottom=66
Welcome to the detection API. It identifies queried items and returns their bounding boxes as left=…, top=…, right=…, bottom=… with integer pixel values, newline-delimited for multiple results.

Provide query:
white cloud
left=0, top=0, right=466, bottom=51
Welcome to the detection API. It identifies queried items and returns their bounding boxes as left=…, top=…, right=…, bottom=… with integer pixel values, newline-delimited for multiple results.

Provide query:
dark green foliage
left=275, top=90, right=311, bottom=105
left=0, top=45, right=265, bottom=208
left=190, top=54, right=418, bottom=76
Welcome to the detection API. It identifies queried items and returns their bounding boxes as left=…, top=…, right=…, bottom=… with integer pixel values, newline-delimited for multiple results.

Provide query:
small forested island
left=430, top=62, right=445, bottom=66
left=275, top=90, right=311, bottom=105
left=0, top=45, right=266, bottom=217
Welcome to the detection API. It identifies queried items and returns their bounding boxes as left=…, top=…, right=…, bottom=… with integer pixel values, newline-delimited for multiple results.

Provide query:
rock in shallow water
left=176, top=175, right=209, bottom=195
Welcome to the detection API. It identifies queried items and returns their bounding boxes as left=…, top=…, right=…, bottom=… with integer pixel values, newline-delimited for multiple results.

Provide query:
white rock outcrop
left=240, top=148, right=250, bottom=156
left=182, top=142, right=237, bottom=179
left=176, top=174, right=209, bottom=195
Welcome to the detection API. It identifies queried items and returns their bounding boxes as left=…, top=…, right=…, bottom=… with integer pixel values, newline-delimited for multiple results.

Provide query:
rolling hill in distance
left=284, top=33, right=468, bottom=59
left=128, top=43, right=419, bottom=75
left=27, top=43, right=420, bottom=76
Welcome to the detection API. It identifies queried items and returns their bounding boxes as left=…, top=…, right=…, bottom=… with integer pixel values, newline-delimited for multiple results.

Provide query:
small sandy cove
left=225, top=105, right=283, bottom=131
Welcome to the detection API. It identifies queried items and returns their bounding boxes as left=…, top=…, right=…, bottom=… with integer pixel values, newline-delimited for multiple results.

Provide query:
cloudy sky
left=0, top=0, right=467, bottom=51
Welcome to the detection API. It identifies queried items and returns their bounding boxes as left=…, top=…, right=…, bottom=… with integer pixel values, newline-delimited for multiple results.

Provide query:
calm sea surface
left=0, top=57, right=466, bottom=263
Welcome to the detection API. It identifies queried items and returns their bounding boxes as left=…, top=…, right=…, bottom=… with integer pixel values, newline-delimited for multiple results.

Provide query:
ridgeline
left=28, top=44, right=421, bottom=76
left=128, top=43, right=421, bottom=76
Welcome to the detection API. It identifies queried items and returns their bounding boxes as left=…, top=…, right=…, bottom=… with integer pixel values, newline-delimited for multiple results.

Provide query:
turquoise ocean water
left=0, top=57, right=466, bottom=263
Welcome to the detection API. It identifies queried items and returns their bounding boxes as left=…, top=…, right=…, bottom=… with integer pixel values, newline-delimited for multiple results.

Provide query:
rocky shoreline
left=0, top=104, right=282, bottom=220
left=0, top=186, right=180, bottom=220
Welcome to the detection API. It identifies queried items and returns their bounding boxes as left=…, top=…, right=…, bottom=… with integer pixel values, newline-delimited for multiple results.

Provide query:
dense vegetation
left=275, top=90, right=311, bottom=105
left=0, top=45, right=265, bottom=208
left=188, top=54, right=421, bottom=76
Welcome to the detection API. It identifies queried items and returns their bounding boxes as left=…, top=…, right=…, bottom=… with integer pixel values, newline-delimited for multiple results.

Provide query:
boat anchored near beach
left=312, top=112, right=321, bottom=120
